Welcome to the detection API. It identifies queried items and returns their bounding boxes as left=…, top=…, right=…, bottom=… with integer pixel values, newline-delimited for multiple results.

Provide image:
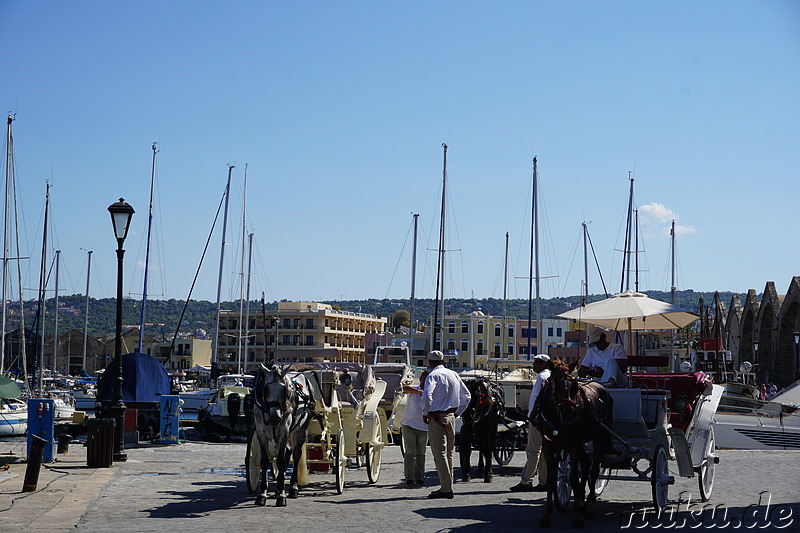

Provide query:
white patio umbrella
left=557, top=290, right=699, bottom=331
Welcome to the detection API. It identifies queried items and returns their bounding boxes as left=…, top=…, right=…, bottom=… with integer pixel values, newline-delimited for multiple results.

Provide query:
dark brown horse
left=459, top=378, right=505, bottom=483
left=533, top=361, right=613, bottom=528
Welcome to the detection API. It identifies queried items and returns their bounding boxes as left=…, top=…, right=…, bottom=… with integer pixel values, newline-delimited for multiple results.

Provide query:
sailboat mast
left=212, top=165, right=234, bottom=366
left=37, top=183, right=51, bottom=394
left=409, top=213, right=418, bottom=339
left=526, top=157, right=535, bottom=360
left=53, top=250, right=60, bottom=373
left=621, top=172, right=634, bottom=292
left=1, top=115, right=12, bottom=374
left=138, top=143, right=158, bottom=353
left=503, top=231, right=508, bottom=359
left=670, top=219, right=676, bottom=370
left=634, top=209, right=640, bottom=292
left=243, top=232, right=253, bottom=374
left=534, top=158, right=542, bottom=354
left=433, top=144, right=447, bottom=351
left=83, top=250, right=92, bottom=372
left=238, top=165, right=248, bottom=372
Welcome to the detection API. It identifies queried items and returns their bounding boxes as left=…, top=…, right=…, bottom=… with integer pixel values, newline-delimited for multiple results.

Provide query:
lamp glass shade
left=108, top=198, right=135, bottom=241
left=794, top=332, right=800, bottom=345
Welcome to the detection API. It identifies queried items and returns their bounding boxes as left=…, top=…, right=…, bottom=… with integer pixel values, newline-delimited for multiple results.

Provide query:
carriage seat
left=606, top=388, right=669, bottom=441
left=629, top=372, right=709, bottom=432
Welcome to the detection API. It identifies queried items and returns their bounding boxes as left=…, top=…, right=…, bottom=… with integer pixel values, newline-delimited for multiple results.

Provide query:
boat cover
left=97, top=352, right=170, bottom=403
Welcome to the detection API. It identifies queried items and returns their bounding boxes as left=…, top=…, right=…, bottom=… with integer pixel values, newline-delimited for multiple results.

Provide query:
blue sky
left=1, top=2, right=798, bottom=307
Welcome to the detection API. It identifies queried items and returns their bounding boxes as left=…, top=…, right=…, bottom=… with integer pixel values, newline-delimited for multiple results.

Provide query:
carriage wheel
left=594, top=467, right=611, bottom=496
left=698, top=427, right=716, bottom=502
left=651, top=445, right=672, bottom=511
left=334, top=429, right=346, bottom=495
left=245, top=430, right=262, bottom=494
left=553, top=450, right=572, bottom=511
left=492, top=432, right=515, bottom=466
left=365, top=442, right=383, bottom=483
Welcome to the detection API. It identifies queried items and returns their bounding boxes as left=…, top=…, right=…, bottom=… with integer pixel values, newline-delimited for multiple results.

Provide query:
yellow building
left=431, top=311, right=517, bottom=370
left=216, top=301, right=387, bottom=372
left=149, top=336, right=212, bottom=371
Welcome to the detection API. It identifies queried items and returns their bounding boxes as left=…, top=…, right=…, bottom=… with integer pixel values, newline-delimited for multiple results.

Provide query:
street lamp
left=794, top=332, right=800, bottom=380
left=273, top=317, right=279, bottom=364
left=108, top=198, right=134, bottom=462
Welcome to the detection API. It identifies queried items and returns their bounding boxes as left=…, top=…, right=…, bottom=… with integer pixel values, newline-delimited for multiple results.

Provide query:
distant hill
left=26, top=289, right=743, bottom=339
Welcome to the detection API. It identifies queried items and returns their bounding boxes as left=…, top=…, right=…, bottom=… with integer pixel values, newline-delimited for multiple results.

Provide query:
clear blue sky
left=1, top=2, right=798, bottom=307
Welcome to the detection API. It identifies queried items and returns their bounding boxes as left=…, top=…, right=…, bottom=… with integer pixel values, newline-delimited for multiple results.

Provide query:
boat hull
left=0, top=411, right=28, bottom=436
left=714, top=411, right=800, bottom=450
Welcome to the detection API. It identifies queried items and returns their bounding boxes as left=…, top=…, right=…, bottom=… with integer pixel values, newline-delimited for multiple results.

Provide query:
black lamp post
left=753, top=340, right=760, bottom=382
left=794, top=332, right=800, bottom=380
left=273, top=317, right=279, bottom=362
left=108, top=198, right=134, bottom=462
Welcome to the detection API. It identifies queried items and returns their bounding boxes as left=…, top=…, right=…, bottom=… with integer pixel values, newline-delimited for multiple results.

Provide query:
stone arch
left=777, top=276, right=800, bottom=386
left=756, top=282, right=780, bottom=383
left=740, top=290, right=759, bottom=365
left=725, top=294, right=743, bottom=366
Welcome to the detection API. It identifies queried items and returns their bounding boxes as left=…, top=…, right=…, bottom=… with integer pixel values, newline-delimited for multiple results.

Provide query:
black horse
left=251, top=364, right=316, bottom=507
left=459, top=378, right=505, bottom=483
left=533, top=360, right=613, bottom=528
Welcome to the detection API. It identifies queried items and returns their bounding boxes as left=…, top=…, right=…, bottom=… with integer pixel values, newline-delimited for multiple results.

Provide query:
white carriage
left=553, top=372, right=723, bottom=512
left=245, top=362, right=388, bottom=495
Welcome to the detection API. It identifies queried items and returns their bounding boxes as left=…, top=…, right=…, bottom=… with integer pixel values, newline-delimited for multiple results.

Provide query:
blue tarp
left=97, top=352, right=170, bottom=403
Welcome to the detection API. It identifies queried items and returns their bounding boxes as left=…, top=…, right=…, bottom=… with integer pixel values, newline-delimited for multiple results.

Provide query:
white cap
left=533, top=354, right=550, bottom=362
left=589, top=326, right=606, bottom=344
left=427, top=350, right=444, bottom=361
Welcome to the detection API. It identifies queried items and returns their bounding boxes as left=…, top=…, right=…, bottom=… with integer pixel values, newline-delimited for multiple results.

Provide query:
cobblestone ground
left=78, top=440, right=799, bottom=532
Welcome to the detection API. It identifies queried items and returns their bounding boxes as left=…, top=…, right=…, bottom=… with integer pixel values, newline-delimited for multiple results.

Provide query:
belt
left=427, top=409, right=456, bottom=434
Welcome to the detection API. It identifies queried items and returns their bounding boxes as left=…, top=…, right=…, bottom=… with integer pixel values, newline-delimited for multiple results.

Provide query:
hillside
left=19, top=289, right=742, bottom=339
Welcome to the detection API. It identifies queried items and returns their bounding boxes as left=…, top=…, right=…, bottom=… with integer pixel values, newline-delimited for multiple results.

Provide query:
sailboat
left=0, top=115, right=27, bottom=435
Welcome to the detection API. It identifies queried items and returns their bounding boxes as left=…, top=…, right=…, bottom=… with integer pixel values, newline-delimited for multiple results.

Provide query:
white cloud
left=638, top=202, right=697, bottom=238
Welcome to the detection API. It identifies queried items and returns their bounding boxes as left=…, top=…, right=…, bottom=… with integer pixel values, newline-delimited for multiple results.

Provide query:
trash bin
left=57, top=434, right=73, bottom=454
left=86, top=418, right=115, bottom=468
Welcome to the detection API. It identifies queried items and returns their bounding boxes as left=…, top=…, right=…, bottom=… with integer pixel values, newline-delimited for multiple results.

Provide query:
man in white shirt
left=509, top=353, right=551, bottom=492
left=421, top=350, right=471, bottom=499
left=579, top=326, right=628, bottom=386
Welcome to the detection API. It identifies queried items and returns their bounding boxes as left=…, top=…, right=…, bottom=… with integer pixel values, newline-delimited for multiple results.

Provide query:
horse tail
left=296, top=443, right=309, bottom=486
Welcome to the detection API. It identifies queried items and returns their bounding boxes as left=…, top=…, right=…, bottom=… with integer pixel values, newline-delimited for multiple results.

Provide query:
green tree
left=392, top=309, right=410, bottom=327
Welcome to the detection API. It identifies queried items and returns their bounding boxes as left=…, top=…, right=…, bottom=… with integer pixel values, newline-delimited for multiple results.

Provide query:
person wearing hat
left=509, top=353, right=551, bottom=492
left=579, top=326, right=628, bottom=386
left=421, top=350, right=471, bottom=499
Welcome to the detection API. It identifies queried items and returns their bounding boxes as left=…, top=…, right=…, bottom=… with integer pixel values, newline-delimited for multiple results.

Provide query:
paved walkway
left=1, top=436, right=798, bottom=532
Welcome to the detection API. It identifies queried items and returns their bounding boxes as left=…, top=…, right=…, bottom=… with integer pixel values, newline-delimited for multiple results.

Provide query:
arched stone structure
left=777, top=277, right=800, bottom=385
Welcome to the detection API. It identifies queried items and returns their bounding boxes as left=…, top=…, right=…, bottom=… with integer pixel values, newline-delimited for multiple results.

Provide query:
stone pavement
left=1, top=436, right=799, bottom=532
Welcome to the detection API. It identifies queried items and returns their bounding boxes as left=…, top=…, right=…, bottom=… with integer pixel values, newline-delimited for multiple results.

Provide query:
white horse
left=252, top=363, right=316, bottom=507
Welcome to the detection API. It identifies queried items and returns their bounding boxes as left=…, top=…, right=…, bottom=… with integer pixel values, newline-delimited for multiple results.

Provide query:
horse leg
left=570, top=447, right=585, bottom=528
left=584, top=437, right=602, bottom=519
left=272, top=444, right=289, bottom=507
left=483, top=424, right=496, bottom=482
left=459, top=426, right=472, bottom=482
left=288, top=434, right=306, bottom=499
left=255, top=444, right=269, bottom=506
left=539, top=441, right=555, bottom=528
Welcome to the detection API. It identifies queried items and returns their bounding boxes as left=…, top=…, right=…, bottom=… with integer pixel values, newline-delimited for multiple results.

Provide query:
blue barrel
left=159, top=395, right=181, bottom=444
left=27, top=399, right=55, bottom=463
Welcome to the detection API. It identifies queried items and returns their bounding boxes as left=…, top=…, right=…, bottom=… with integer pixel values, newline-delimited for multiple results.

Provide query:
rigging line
left=165, top=188, right=227, bottom=365
left=586, top=227, right=609, bottom=298
left=383, top=216, right=414, bottom=300
left=556, top=230, right=582, bottom=298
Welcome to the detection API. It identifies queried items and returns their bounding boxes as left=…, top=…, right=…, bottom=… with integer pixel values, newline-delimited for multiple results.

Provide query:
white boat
left=713, top=378, right=800, bottom=450
left=0, top=397, right=27, bottom=436
left=180, top=373, right=251, bottom=411
left=197, top=374, right=252, bottom=436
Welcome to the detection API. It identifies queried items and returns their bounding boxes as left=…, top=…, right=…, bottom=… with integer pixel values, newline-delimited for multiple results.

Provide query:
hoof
left=461, top=475, right=471, bottom=482
left=483, top=476, right=492, bottom=483
left=255, top=495, right=267, bottom=507
left=276, top=496, right=287, bottom=507
left=288, top=488, right=299, bottom=499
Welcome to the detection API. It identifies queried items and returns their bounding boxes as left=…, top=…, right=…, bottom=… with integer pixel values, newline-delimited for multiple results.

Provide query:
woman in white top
left=400, top=371, right=429, bottom=485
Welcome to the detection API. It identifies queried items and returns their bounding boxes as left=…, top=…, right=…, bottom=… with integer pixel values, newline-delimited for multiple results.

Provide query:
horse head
left=463, top=378, right=502, bottom=426
left=255, top=363, right=291, bottom=426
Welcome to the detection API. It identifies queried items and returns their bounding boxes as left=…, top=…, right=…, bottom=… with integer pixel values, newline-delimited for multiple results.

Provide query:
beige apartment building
left=149, top=336, right=212, bottom=371
left=216, top=301, right=387, bottom=372
left=429, top=311, right=518, bottom=369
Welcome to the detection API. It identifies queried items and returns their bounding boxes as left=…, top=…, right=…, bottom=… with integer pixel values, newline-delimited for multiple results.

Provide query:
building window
left=293, top=335, right=300, bottom=345
left=494, top=324, right=501, bottom=337
left=476, top=339, right=484, bottom=356
left=283, top=318, right=291, bottom=328
left=448, top=321, right=456, bottom=334
left=306, top=318, right=314, bottom=328
left=461, top=321, right=469, bottom=334
left=556, top=327, right=563, bottom=337
left=477, top=321, right=484, bottom=334
left=282, top=335, right=290, bottom=345
left=548, top=327, right=554, bottom=337
left=507, top=343, right=515, bottom=356
left=293, top=318, right=300, bottom=328
left=508, top=325, right=514, bottom=338
left=494, top=342, right=501, bottom=357
left=461, top=339, right=469, bottom=352
left=306, top=335, right=314, bottom=346
left=447, top=338, right=456, bottom=352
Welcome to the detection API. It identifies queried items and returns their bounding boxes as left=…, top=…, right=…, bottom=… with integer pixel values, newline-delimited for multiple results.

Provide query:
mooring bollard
left=57, top=434, right=73, bottom=454
left=22, top=435, right=48, bottom=493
